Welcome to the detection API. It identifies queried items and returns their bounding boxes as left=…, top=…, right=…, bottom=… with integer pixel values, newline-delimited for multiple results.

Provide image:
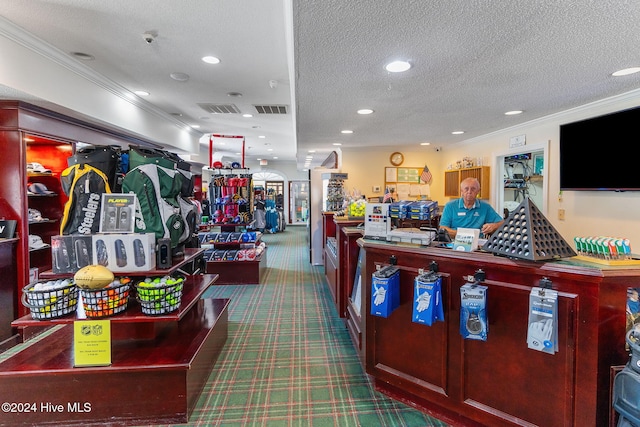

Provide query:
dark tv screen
left=559, top=106, right=640, bottom=191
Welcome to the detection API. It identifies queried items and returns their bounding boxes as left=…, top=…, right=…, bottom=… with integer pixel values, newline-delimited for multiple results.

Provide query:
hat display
left=26, top=162, right=52, bottom=174
left=28, top=208, right=48, bottom=222
left=28, top=234, right=48, bottom=250
left=28, top=182, right=54, bottom=195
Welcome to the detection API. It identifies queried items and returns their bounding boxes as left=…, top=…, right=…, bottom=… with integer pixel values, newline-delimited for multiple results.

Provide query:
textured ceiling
left=1, top=1, right=640, bottom=169
left=293, top=0, right=640, bottom=156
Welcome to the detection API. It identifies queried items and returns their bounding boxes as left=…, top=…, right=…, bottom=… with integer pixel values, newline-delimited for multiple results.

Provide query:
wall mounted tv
left=559, top=105, right=640, bottom=191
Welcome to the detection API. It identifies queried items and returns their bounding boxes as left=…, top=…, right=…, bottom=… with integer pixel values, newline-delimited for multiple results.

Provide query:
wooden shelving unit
left=0, top=101, right=230, bottom=426
left=444, top=166, right=490, bottom=199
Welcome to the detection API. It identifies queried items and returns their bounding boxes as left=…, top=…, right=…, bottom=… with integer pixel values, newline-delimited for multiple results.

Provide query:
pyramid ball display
left=482, top=198, right=576, bottom=261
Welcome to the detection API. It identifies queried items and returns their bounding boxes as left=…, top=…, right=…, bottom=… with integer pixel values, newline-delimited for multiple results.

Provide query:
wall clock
left=390, top=151, right=404, bottom=166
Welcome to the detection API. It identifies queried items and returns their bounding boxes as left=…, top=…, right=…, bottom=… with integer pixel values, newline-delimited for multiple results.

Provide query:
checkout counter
left=357, top=237, right=638, bottom=427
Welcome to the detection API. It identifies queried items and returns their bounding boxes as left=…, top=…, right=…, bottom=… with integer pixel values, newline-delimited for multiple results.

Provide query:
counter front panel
left=361, top=239, right=635, bottom=427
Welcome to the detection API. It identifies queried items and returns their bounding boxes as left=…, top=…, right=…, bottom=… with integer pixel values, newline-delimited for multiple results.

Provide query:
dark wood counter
left=360, top=239, right=640, bottom=427
left=342, top=227, right=364, bottom=361
left=323, top=217, right=362, bottom=318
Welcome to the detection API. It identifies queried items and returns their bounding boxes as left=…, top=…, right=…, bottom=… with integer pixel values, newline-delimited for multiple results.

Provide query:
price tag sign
left=73, top=319, right=112, bottom=367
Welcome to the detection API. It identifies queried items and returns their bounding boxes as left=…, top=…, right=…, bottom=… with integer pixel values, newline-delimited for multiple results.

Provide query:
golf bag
left=122, top=164, right=190, bottom=249
left=59, top=164, right=112, bottom=235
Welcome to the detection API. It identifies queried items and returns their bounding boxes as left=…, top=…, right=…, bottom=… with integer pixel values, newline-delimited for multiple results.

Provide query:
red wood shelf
left=39, top=247, right=205, bottom=280
left=0, top=297, right=229, bottom=426
left=12, top=274, right=218, bottom=327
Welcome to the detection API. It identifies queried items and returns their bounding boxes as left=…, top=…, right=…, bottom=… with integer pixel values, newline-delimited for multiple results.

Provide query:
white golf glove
left=373, top=284, right=386, bottom=306
left=527, top=318, right=553, bottom=351
left=416, top=292, right=431, bottom=312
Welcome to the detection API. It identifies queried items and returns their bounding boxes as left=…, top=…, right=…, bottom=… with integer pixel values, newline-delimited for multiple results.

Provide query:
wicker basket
left=134, top=275, right=185, bottom=315
left=80, top=277, right=131, bottom=318
left=22, top=280, right=78, bottom=320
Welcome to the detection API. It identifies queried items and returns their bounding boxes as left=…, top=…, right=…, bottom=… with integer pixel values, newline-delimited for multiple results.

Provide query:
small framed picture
left=534, top=154, right=544, bottom=176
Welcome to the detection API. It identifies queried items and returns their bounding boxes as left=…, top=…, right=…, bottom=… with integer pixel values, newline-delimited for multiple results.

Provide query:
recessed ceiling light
left=333, top=143, right=342, bottom=146
left=267, top=148, right=273, bottom=151
left=385, top=60, right=411, bottom=73
left=273, top=156, right=278, bottom=159
left=191, top=125, right=200, bottom=129
left=341, top=130, right=353, bottom=134
left=505, top=110, right=523, bottom=115
left=170, top=72, right=190, bottom=82
left=357, top=109, right=374, bottom=115
left=242, top=113, right=253, bottom=118
left=612, top=67, right=640, bottom=76
left=452, top=131, right=465, bottom=135
left=258, top=135, right=266, bottom=139
left=420, top=142, right=431, bottom=146
left=202, top=56, right=221, bottom=64
left=71, top=52, right=95, bottom=61
left=308, top=150, right=316, bottom=153
left=134, top=90, right=149, bottom=96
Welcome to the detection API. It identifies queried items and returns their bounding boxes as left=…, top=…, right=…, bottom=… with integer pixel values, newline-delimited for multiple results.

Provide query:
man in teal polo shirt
left=440, top=177, right=504, bottom=239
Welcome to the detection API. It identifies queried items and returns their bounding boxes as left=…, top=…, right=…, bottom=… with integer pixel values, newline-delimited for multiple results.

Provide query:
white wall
left=340, top=148, right=445, bottom=202
left=0, top=19, right=200, bottom=155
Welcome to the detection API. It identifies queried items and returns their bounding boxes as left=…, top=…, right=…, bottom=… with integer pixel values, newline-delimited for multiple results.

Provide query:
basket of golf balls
left=22, top=279, right=78, bottom=320
left=80, top=277, right=132, bottom=318
left=134, top=275, right=185, bottom=315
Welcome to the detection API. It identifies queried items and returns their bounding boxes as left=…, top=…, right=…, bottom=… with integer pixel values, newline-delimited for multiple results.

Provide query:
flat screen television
left=559, top=106, right=640, bottom=191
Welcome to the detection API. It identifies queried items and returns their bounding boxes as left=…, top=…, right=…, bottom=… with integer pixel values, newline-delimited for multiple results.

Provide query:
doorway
left=495, top=141, right=548, bottom=216
left=289, top=180, right=310, bottom=225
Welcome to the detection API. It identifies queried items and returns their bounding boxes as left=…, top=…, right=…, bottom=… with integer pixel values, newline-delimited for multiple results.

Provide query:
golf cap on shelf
left=28, top=182, right=54, bottom=195
left=28, top=208, right=48, bottom=222
left=28, top=234, right=47, bottom=249
left=26, top=162, right=52, bottom=174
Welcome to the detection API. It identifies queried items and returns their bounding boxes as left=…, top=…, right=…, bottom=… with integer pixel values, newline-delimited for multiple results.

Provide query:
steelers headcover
left=482, top=198, right=576, bottom=261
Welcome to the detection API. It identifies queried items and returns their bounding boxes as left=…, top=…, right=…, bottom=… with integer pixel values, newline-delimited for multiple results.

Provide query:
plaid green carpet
left=171, top=225, right=448, bottom=427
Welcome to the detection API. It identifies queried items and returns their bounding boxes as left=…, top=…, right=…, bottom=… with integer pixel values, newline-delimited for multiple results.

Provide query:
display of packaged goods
left=408, top=200, right=439, bottom=220
left=389, top=201, right=412, bottom=219
left=386, top=228, right=435, bottom=246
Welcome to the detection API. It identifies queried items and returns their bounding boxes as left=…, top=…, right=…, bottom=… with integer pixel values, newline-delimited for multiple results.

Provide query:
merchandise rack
left=201, top=230, right=267, bottom=285
left=1, top=249, right=228, bottom=426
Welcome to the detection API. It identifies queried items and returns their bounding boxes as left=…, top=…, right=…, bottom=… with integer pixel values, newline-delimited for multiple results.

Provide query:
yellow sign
left=73, top=320, right=112, bottom=367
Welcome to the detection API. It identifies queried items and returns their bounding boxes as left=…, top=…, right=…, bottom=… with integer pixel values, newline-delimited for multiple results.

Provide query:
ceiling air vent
left=197, top=103, right=241, bottom=114
left=254, top=105, right=288, bottom=114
